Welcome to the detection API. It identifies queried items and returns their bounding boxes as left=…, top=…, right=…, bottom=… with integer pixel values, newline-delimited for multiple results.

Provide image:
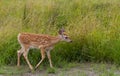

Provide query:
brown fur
left=18, top=33, right=60, bottom=48
left=17, top=31, right=72, bottom=70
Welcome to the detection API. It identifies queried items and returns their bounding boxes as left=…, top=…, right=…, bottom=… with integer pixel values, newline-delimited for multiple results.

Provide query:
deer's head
left=58, top=29, right=72, bottom=42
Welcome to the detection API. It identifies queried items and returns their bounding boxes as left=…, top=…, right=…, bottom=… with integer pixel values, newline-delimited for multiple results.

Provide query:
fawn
left=17, top=29, right=72, bottom=70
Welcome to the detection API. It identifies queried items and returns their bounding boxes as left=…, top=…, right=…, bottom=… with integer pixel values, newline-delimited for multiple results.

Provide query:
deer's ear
left=58, top=29, right=65, bottom=35
left=58, top=29, right=62, bottom=35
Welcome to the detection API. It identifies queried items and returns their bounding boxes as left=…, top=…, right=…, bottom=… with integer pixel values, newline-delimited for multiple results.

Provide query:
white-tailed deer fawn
left=17, top=29, right=72, bottom=70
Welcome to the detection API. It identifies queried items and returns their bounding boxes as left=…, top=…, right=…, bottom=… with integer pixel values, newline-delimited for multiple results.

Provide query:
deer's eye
left=65, top=37, right=68, bottom=39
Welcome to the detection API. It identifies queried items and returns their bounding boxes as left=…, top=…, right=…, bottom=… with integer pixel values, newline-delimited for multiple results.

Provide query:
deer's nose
left=70, top=40, right=72, bottom=43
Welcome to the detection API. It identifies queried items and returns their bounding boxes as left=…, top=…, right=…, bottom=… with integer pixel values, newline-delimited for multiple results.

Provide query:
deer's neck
left=50, top=36, right=62, bottom=45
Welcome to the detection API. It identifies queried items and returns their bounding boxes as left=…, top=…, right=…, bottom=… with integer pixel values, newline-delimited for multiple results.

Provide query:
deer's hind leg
left=23, top=46, right=33, bottom=70
left=17, top=48, right=24, bottom=67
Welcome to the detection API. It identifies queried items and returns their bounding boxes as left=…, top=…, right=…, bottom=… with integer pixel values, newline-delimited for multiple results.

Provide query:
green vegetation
left=47, top=67, right=56, bottom=73
left=0, top=0, right=120, bottom=68
left=0, top=63, right=120, bottom=76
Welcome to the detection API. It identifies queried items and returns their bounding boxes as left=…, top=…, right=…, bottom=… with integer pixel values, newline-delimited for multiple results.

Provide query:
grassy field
left=0, top=63, right=120, bottom=76
left=0, top=0, right=120, bottom=74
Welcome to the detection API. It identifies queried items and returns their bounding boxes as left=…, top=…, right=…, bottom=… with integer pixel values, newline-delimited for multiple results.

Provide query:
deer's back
left=18, top=33, right=53, bottom=46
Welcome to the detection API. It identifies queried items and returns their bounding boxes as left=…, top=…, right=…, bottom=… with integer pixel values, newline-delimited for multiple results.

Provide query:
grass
left=0, top=0, right=120, bottom=70
left=0, top=66, right=29, bottom=75
left=0, top=63, right=120, bottom=76
left=47, top=67, right=56, bottom=73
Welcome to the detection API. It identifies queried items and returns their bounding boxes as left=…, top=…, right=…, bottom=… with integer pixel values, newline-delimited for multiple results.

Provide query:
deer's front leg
left=35, top=48, right=46, bottom=69
left=46, top=50, right=53, bottom=68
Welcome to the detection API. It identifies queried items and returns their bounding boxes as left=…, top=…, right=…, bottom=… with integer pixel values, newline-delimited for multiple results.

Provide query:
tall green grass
left=0, top=0, right=120, bottom=66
